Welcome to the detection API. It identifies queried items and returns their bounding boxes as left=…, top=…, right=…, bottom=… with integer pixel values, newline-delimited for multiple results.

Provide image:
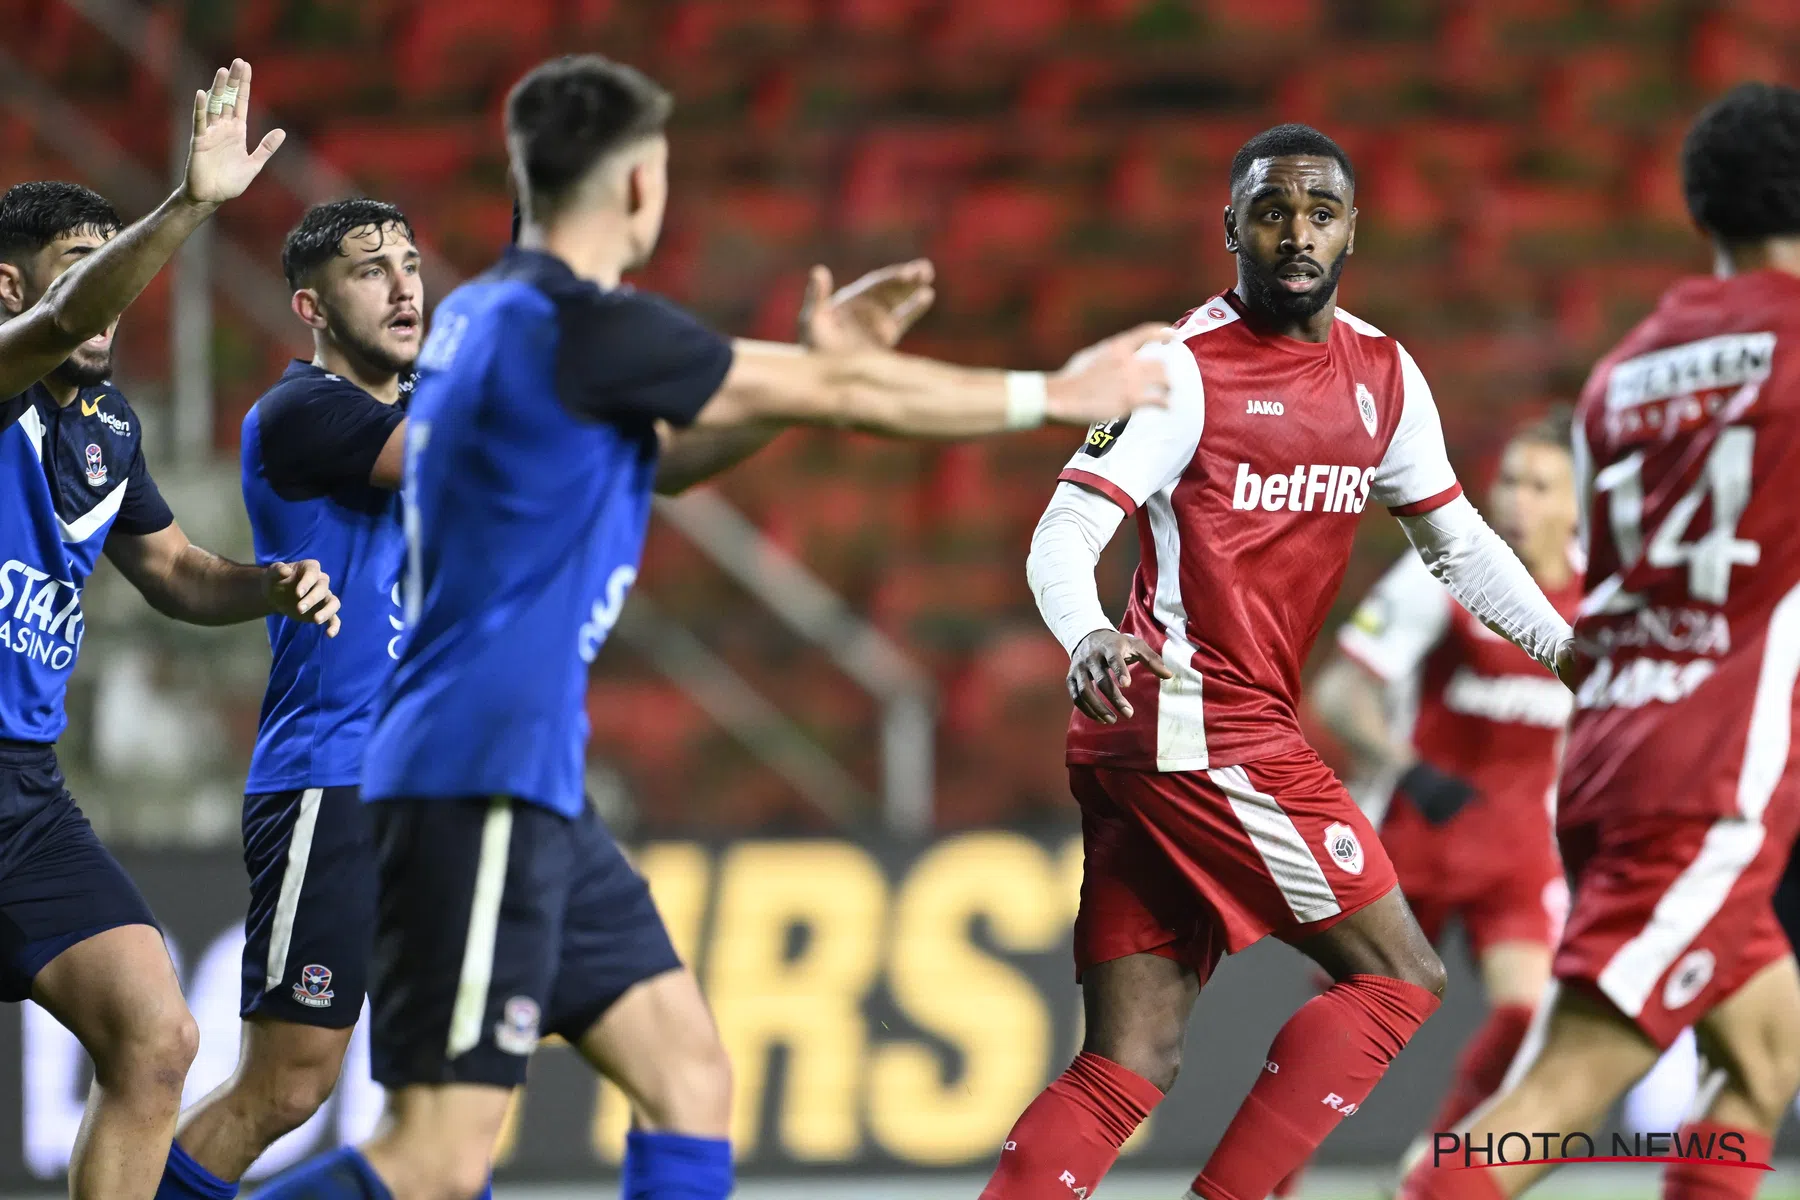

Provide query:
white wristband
left=1005, top=371, right=1048, bottom=430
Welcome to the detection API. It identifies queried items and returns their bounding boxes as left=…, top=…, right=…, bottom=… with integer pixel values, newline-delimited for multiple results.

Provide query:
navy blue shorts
left=0, top=741, right=158, bottom=1002
left=367, top=796, right=681, bottom=1089
left=241, top=785, right=374, bottom=1028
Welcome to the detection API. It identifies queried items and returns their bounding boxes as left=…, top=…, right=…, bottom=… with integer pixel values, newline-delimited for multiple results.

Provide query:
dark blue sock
left=246, top=1147, right=392, bottom=1200
left=156, top=1141, right=239, bottom=1200
left=623, top=1130, right=733, bottom=1200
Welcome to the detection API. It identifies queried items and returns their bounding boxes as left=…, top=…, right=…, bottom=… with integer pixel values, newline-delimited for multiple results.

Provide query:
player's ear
left=291, top=287, right=326, bottom=331
left=1222, top=205, right=1240, bottom=254
left=0, top=262, right=24, bottom=317
left=1346, top=206, right=1358, bottom=256
left=624, top=160, right=647, bottom=218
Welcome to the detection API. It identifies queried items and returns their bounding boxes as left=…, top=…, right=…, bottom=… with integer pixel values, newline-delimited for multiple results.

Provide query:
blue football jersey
left=0, top=383, right=173, bottom=742
left=241, top=361, right=408, bottom=792
left=362, top=248, right=733, bottom=816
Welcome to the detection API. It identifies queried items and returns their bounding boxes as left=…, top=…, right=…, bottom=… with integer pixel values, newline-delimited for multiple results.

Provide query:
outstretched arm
left=697, top=322, right=1171, bottom=438
left=0, top=61, right=283, bottom=400
left=1398, top=495, right=1573, bottom=682
left=105, top=523, right=340, bottom=635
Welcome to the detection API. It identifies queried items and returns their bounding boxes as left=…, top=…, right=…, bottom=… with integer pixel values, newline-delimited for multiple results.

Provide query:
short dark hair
left=506, top=55, right=673, bottom=213
left=0, top=181, right=122, bottom=265
left=1511, top=405, right=1574, bottom=455
left=1229, top=124, right=1356, bottom=194
left=1682, top=82, right=1800, bottom=242
left=282, top=198, right=415, bottom=290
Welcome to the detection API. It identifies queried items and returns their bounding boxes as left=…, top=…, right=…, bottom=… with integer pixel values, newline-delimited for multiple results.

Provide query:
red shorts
left=1381, top=794, right=1567, bottom=957
left=1554, top=803, right=1800, bottom=1049
left=1071, top=746, right=1398, bottom=984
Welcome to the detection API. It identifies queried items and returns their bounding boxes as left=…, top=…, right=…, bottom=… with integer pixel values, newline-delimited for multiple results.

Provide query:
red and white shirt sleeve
left=1369, top=342, right=1463, bottom=515
left=1055, top=339, right=1206, bottom=516
left=1336, top=552, right=1452, bottom=684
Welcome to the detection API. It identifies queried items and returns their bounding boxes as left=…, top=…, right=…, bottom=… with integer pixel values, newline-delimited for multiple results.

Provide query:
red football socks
left=1190, top=974, right=1441, bottom=1200
left=1430, top=1002, right=1535, bottom=1131
left=979, top=1052, right=1164, bottom=1200
left=1662, top=1123, right=1774, bottom=1200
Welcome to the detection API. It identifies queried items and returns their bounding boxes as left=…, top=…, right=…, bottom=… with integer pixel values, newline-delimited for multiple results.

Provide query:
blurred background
left=3, top=0, right=1799, bottom=1193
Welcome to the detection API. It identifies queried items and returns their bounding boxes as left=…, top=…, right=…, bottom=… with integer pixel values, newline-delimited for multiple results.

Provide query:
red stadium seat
left=931, top=0, right=1074, bottom=50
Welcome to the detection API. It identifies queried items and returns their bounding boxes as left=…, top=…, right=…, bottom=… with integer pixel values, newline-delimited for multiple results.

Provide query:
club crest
left=1355, top=383, right=1378, bottom=438
left=293, top=963, right=334, bottom=1008
left=83, top=443, right=107, bottom=487
left=1323, top=822, right=1365, bottom=875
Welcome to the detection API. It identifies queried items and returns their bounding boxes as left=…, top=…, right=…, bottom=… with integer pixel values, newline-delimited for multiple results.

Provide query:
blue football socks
left=156, top=1141, right=239, bottom=1200
left=622, top=1130, right=734, bottom=1200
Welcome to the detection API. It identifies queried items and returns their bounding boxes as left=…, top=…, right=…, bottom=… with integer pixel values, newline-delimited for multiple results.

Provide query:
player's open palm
left=265, top=560, right=342, bottom=638
left=183, top=60, right=285, bottom=206
left=799, top=260, right=936, bottom=352
left=1068, top=629, right=1173, bottom=725
left=1047, top=323, right=1173, bottom=426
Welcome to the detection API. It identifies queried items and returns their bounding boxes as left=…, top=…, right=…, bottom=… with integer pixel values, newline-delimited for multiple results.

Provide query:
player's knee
left=638, top=1027, right=733, bottom=1133
left=254, top=1062, right=342, bottom=1139
left=1084, top=1021, right=1184, bottom=1092
left=1407, top=948, right=1450, bottom=999
left=102, top=1004, right=198, bottom=1102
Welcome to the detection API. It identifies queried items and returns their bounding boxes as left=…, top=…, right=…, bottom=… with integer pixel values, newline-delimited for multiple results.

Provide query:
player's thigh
left=365, top=796, right=570, bottom=1094
left=1293, top=886, right=1443, bottom=993
left=1069, top=766, right=1227, bottom=988
left=1691, top=943, right=1800, bottom=1124
left=34, top=924, right=194, bottom=1080
left=1478, top=941, right=1554, bottom=1010
left=240, top=785, right=373, bottom=1030
left=1480, top=981, right=1660, bottom=1131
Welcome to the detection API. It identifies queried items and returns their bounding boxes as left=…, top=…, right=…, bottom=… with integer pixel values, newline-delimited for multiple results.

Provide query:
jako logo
left=577, top=565, right=639, bottom=662
left=0, top=560, right=83, bottom=670
left=1231, top=463, right=1375, bottom=514
left=1246, top=399, right=1284, bottom=416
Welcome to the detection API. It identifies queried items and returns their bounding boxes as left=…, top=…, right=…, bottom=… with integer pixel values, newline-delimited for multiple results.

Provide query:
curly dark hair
left=1230, top=124, right=1356, bottom=194
left=1681, top=82, right=1800, bottom=242
left=281, top=197, right=415, bottom=290
left=0, top=181, right=122, bottom=264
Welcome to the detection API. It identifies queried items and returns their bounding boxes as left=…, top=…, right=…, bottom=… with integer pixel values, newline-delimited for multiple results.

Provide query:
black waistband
left=0, top=738, right=56, bottom=762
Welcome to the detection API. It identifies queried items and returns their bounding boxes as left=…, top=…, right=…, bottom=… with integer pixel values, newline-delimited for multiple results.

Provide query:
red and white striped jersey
left=1337, top=551, right=1582, bottom=825
left=1562, top=269, right=1800, bottom=826
left=1059, top=290, right=1462, bottom=772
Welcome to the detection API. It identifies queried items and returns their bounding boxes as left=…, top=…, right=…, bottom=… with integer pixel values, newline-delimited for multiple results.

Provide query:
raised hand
left=798, top=260, right=936, bottom=353
left=183, top=59, right=286, bottom=207
left=1045, top=322, right=1173, bottom=426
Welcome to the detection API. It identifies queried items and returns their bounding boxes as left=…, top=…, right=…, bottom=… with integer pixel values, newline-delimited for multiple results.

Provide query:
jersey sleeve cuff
left=1057, top=468, right=1137, bottom=516
left=1388, top=481, right=1463, bottom=517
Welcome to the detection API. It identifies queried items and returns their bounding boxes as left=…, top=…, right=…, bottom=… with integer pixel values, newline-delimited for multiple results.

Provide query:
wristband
left=1005, top=371, right=1049, bottom=430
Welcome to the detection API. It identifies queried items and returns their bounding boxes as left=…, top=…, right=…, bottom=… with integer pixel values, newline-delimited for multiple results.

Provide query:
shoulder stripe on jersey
left=1059, top=467, right=1137, bottom=516
left=1389, top=481, right=1462, bottom=517
left=1336, top=309, right=1388, bottom=339
left=1172, top=299, right=1243, bottom=339
left=18, top=406, right=44, bottom=462
left=58, top=477, right=128, bottom=543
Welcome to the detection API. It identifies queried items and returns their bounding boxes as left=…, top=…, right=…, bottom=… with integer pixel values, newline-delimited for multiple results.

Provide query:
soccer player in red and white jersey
left=1315, top=412, right=1581, bottom=1180
left=1401, top=83, right=1800, bottom=1200
left=978, top=123, right=1579, bottom=1200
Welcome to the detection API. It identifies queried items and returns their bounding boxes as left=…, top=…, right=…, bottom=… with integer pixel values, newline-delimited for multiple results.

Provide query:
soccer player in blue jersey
left=155, top=198, right=421, bottom=1200
left=251, top=55, right=1168, bottom=1200
left=0, top=61, right=342, bottom=1200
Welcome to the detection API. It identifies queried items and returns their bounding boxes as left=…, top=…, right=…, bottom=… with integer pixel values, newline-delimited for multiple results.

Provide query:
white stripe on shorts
left=1208, top=764, right=1342, bottom=924
left=265, top=786, right=325, bottom=994
left=1592, top=578, right=1800, bottom=1019
left=446, top=797, right=515, bottom=1060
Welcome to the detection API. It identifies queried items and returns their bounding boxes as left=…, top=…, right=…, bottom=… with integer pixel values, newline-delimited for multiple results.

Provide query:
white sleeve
left=1027, top=482, right=1127, bottom=655
left=1397, top=494, right=1574, bottom=675
left=1056, top=338, right=1205, bottom=515
left=1369, top=342, right=1463, bottom=513
left=1335, top=553, right=1454, bottom=683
